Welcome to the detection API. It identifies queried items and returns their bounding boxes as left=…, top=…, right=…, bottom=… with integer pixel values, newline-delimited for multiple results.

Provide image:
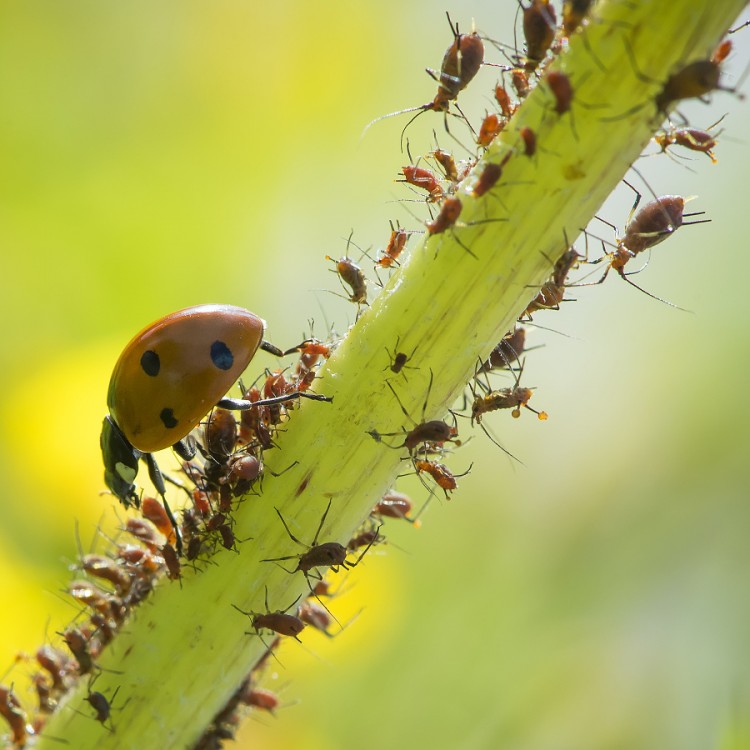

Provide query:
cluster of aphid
left=3, top=2, right=746, bottom=747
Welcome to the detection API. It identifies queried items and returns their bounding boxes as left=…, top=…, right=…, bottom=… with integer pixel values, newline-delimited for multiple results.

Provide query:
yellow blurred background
left=1, top=2, right=749, bottom=749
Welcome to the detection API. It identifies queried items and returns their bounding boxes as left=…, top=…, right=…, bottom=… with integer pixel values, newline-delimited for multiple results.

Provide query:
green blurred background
left=1, top=2, right=749, bottom=749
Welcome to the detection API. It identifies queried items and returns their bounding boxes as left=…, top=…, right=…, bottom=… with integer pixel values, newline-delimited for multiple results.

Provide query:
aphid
left=262, top=499, right=377, bottom=584
left=615, top=37, right=742, bottom=121
left=400, top=164, right=444, bottom=202
left=372, top=490, right=418, bottom=524
left=368, top=372, right=459, bottom=457
left=472, top=154, right=511, bottom=198
left=431, top=148, right=460, bottom=182
left=69, top=579, right=117, bottom=617
left=0, top=685, right=28, bottom=747
left=511, top=69, right=531, bottom=99
left=586, top=193, right=710, bottom=303
left=325, top=255, right=368, bottom=306
left=81, top=554, right=132, bottom=596
left=204, top=408, right=238, bottom=462
left=140, top=496, right=176, bottom=544
left=347, top=524, right=385, bottom=553
left=233, top=588, right=306, bottom=641
left=655, top=58, right=738, bottom=113
left=35, top=646, right=70, bottom=691
left=561, top=0, right=593, bottom=37
left=102, top=304, right=331, bottom=551
left=495, top=82, right=516, bottom=118
left=479, top=327, right=527, bottom=373
left=161, top=543, right=181, bottom=581
left=521, top=0, right=557, bottom=72
left=62, top=628, right=96, bottom=675
left=652, top=116, right=724, bottom=164
left=376, top=221, right=409, bottom=269
left=547, top=70, right=573, bottom=114
left=519, top=126, right=536, bottom=156
left=473, top=162, right=503, bottom=199
left=471, top=384, right=548, bottom=421
left=414, top=459, right=471, bottom=498
left=426, top=196, right=462, bottom=236
left=34, top=674, right=55, bottom=714
left=523, top=245, right=581, bottom=318
left=226, top=453, right=262, bottom=489
left=242, top=686, right=279, bottom=714
left=298, top=600, right=336, bottom=637
left=124, top=518, right=164, bottom=553
left=363, top=14, right=484, bottom=149
left=477, top=112, right=503, bottom=148
left=384, top=336, right=418, bottom=378
left=711, top=38, right=732, bottom=65
left=85, top=684, right=120, bottom=733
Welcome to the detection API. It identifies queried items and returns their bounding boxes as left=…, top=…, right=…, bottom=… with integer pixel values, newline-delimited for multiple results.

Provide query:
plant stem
left=35, top=1, right=745, bottom=747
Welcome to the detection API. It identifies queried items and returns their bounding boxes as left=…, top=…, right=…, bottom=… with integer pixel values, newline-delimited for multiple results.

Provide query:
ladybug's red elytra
left=101, top=304, right=332, bottom=546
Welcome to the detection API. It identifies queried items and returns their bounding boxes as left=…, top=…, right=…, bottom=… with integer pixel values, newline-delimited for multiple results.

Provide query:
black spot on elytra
left=160, top=408, right=178, bottom=430
left=210, top=340, right=233, bottom=371
left=141, top=350, right=160, bottom=377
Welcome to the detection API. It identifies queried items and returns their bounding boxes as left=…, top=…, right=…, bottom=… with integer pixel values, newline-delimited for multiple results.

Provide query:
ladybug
left=101, top=304, right=331, bottom=546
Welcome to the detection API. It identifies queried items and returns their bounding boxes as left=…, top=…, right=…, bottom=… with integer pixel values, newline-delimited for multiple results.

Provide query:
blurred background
left=1, top=2, right=749, bottom=749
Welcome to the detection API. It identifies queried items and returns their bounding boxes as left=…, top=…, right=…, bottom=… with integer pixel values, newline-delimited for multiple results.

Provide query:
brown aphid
left=480, top=327, right=527, bottom=372
left=298, top=600, right=336, bottom=637
left=369, top=373, right=459, bottom=456
left=519, top=126, right=536, bottom=156
left=655, top=58, right=738, bottom=114
left=233, top=588, right=306, bottom=641
left=495, top=83, right=515, bottom=118
left=511, top=68, right=531, bottom=99
left=372, top=491, right=418, bottom=524
left=363, top=14, right=484, bottom=149
left=472, top=385, right=548, bottom=421
left=141, top=496, right=176, bottom=544
left=347, top=524, right=384, bottom=553
left=62, top=627, right=96, bottom=675
left=227, top=454, right=262, bottom=485
left=376, top=221, right=409, bottom=269
left=161, top=543, right=181, bottom=581
left=0, top=685, right=28, bottom=747
left=262, top=499, right=376, bottom=578
left=117, top=544, right=165, bottom=576
left=562, top=0, right=593, bottom=36
left=431, top=148, right=460, bottom=182
left=242, top=686, right=279, bottom=714
left=472, top=162, right=503, bottom=198
left=430, top=16, right=484, bottom=112
left=653, top=118, right=723, bottom=163
left=401, top=164, right=444, bottom=202
left=69, top=579, right=115, bottom=615
left=35, top=645, right=70, bottom=691
left=204, top=407, right=238, bottom=461
left=621, top=195, right=693, bottom=255
left=124, top=517, right=165, bottom=553
left=521, top=0, right=557, bottom=71
left=426, top=196, right=462, bottom=235
left=477, top=112, right=503, bottom=148
left=384, top=335, right=418, bottom=378
left=34, top=674, right=55, bottom=714
left=585, top=193, right=708, bottom=305
left=711, top=38, right=732, bottom=65
left=81, top=554, right=132, bottom=596
left=326, top=255, right=368, bottom=306
left=547, top=70, right=573, bottom=114
left=414, top=459, right=465, bottom=497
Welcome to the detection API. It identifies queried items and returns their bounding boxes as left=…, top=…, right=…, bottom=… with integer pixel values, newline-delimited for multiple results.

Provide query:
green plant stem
left=35, top=1, right=745, bottom=747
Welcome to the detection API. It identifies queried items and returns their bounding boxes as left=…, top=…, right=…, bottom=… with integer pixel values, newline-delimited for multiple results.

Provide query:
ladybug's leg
left=259, top=339, right=284, bottom=357
left=142, top=453, right=183, bottom=556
